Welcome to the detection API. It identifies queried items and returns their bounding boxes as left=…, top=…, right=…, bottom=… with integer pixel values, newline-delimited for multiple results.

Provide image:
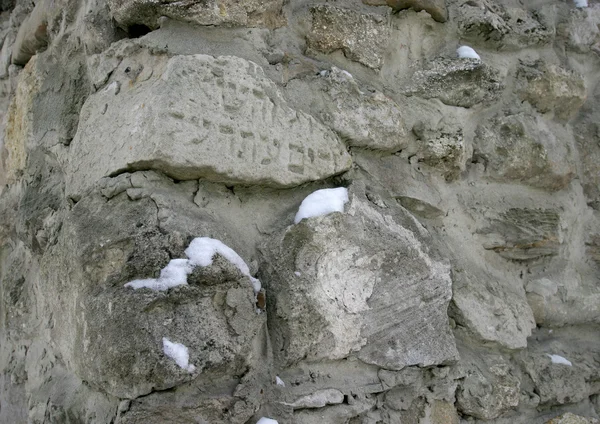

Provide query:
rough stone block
left=66, top=52, right=351, bottom=197
left=479, top=208, right=561, bottom=260
left=450, top=268, right=535, bottom=349
left=306, top=5, right=390, bottom=70
left=456, top=0, right=554, bottom=49
left=387, top=0, right=447, bottom=23
left=261, top=189, right=458, bottom=369
left=517, top=60, right=586, bottom=121
left=107, top=0, right=286, bottom=30
left=475, top=112, right=576, bottom=191
left=404, top=57, right=504, bottom=108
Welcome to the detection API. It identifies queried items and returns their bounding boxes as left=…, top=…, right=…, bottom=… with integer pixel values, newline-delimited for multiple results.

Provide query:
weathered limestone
left=285, top=67, right=409, bottom=151
left=456, top=0, right=554, bottom=49
left=517, top=60, right=586, bottom=121
left=306, top=5, right=390, bottom=70
left=66, top=51, right=351, bottom=197
left=386, top=0, right=447, bottom=23
left=261, top=187, right=458, bottom=369
left=107, top=0, right=286, bottom=30
left=455, top=346, right=520, bottom=420
left=475, top=112, right=576, bottom=190
left=43, top=191, right=266, bottom=399
left=1, top=0, right=600, bottom=422
left=412, top=119, right=468, bottom=181
left=479, top=208, right=561, bottom=260
left=450, top=268, right=535, bottom=349
left=546, top=413, right=600, bottom=424
left=404, top=57, right=504, bottom=107
left=3, top=54, right=38, bottom=182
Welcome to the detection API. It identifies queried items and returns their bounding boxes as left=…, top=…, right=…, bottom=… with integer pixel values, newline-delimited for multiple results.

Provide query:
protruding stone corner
left=261, top=191, right=458, bottom=370
left=386, top=0, right=448, bottom=23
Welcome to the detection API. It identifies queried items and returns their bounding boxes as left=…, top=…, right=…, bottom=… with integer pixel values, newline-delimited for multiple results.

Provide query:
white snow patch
left=125, top=238, right=260, bottom=292
left=185, top=237, right=261, bottom=292
left=294, top=271, right=301, bottom=277
left=574, top=0, right=588, bottom=7
left=162, top=338, right=196, bottom=372
left=457, top=45, right=481, bottom=60
left=257, top=418, right=278, bottom=424
left=125, top=258, right=192, bottom=291
left=546, top=354, right=572, bottom=366
left=275, top=376, right=285, bottom=387
left=294, top=187, right=349, bottom=224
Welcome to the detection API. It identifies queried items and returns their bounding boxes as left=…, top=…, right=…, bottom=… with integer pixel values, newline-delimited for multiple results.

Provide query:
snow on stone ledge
left=457, top=45, right=481, bottom=60
left=256, top=418, right=278, bottom=424
left=574, top=0, right=588, bottom=7
left=546, top=354, right=573, bottom=366
left=162, top=338, right=196, bottom=372
left=294, top=187, right=349, bottom=224
left=125, top=258, right=192, bottom=291
left=125, top=237, right=261, bottom=292
left=185, top=237, right=261, bottom=292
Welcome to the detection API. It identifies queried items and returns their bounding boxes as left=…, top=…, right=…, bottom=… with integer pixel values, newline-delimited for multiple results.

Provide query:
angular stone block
left=387, top=0, right=447, bottom=23
left=475, top=112, right=576, bottom=191
left=107, top=0, right=286, bottom=30
left=517, top=60, right=586, bottom=121
left=66, top=52, right=351, bottom=197
left=261, top=189, right=458, bottom=369
left=306, top=5, right=390, bottom=70
left=404, top=58, right=504, bottom=108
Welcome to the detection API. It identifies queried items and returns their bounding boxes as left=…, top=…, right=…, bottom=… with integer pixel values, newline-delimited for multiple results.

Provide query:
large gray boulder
left=261, top=186, right=458, bottom=369
left=66, top=49, right=352, bottom=197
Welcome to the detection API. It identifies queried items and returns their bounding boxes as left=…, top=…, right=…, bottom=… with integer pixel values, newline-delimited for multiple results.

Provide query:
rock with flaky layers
left=107, top=0, right=286, bottom=30
left=475, top=112, right=576, bottom=191
left=66, top=52, right=351, bottom=197
left=478, top=208, right=562, bottom=261
left=387, top=0, right=447, bottom=23
left=306, top=5, right=390, bottom=70
left=261, top=188, right=458, bottom=369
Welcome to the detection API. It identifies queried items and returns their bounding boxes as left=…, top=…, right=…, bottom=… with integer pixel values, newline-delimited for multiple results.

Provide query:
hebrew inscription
left=66, top=53, right=351, bottom=196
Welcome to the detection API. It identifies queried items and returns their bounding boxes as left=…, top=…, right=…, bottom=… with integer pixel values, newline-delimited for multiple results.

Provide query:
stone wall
left=0, top=0, right=599, bottom=423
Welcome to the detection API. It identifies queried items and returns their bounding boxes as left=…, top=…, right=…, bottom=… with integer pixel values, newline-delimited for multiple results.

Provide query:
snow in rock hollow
left=294, top=187, right=349, bottom=224
left=256, top=418, right=279, bottom=424
left=124, top=258, right=192, bottom=291
left=185, top=237, right=261, bottom=292
left=162, top=338, right=196, bottom=372
left=457, top=46, right=481, bottom=60
left=574, top=0, right=588, bottom=7
left=275, top=376, right=285, bottom=387
left=124, top=237, right=261, bottom=292
left=546, top=354, right=573, bottom=366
